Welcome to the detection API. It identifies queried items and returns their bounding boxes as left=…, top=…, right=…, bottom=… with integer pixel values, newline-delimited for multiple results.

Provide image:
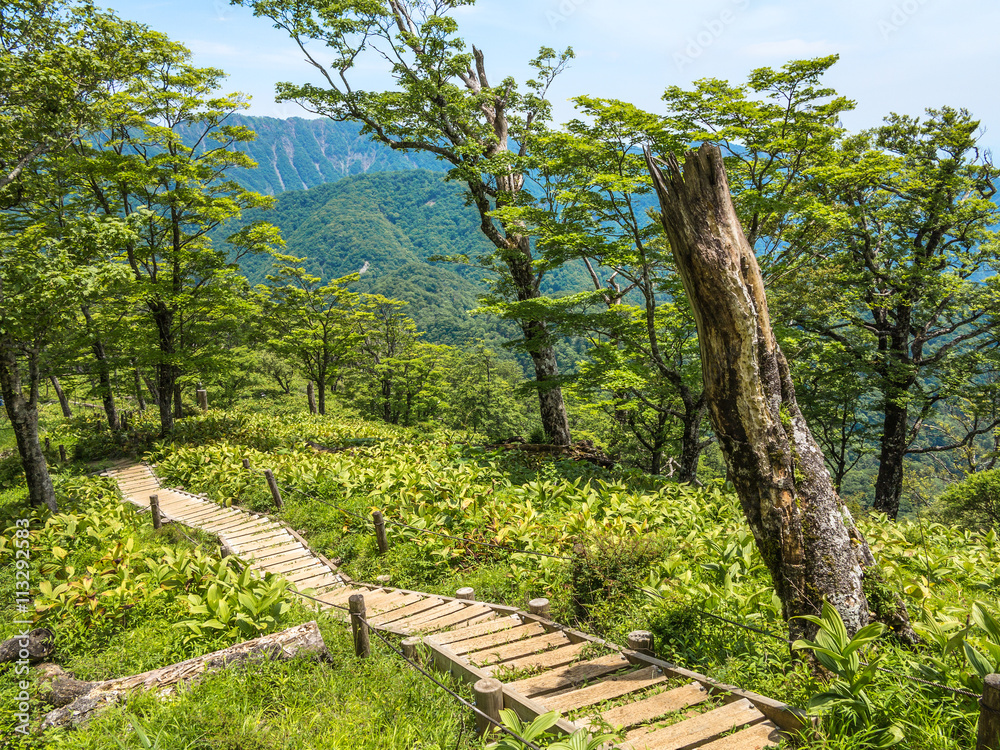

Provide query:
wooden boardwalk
left=106, top=462, right=800, bottom=749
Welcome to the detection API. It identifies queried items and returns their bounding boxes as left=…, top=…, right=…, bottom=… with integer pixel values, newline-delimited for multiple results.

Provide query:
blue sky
left=106, top=0, right=1000, bottom=149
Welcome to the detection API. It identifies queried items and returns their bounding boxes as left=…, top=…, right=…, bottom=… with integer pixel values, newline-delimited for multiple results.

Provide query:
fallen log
left=40, top=621, right=328, bottom=730
left=488, top=439, right=615, bottom=469
left=0, top=628, right=54, bottom=664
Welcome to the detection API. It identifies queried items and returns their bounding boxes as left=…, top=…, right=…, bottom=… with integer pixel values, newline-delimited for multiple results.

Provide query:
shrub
left=935, top=468, right=1000, bottom=532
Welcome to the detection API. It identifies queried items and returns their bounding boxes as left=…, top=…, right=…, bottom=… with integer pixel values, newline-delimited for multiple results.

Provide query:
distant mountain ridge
left=198, top=114, right=446, bottom=195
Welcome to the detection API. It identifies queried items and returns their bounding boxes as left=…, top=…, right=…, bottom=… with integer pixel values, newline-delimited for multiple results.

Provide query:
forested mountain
left=182, top=114, right=446, bottom=195
left=227, top=169, right=592, bottom=348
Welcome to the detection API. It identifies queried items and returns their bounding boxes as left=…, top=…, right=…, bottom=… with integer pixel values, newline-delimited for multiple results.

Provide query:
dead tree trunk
left=645, top=144, right=914, bottom=642
left=40, top=621, right=328, bottom=729
left=49, top=376, right=72, bottom=419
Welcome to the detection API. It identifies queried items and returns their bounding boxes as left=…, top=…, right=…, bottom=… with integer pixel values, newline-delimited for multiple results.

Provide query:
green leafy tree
left=265, top=266, right=363, bottom=416
left=237, top=0, right=575, bottom=444
left=787, top=107, right=1000, bottom=519
left=0, top=0, right=166, bottom=509
left=79, top=43, right=281, bottom=434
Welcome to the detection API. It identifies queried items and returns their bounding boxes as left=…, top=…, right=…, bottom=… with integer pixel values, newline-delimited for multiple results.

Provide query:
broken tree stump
left=40, top=621, right=328, bottom=730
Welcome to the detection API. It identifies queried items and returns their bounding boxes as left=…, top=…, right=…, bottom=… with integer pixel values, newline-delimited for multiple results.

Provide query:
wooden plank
left=506, top=653, right=630, bottom=699
left=427, top=615, right=522, bottom=645
left=231, top=535, right=297, bottom=554
left=291, top=573, right=344, bottom=592
left=365, top=591, right=425, bottom=617
left=312, top=587, right=366, bottom=607
left=284, top=566, right=334, bottom=584
left=226, top=530, right=291, bottom=548
left=622, top=699, right=764, bottom=750
left=695, top=721, right=783, bottom=750
left=389, top=600, right=470, bottom=632
left=451, top=623, right=548, bottom=656
left=240, top=543, right=305, bottom=560
left=541, top=666, right=666, bottom=714
left=257, top=555, right=322, bottom=576
left=248, top=551, right=314, bottom=571
left=369, top=597, right=443, bottom=626
left=483, top=642, right=587, bottom=679
left=469, top=631, right=573, bottom=667
left=620, top=651, right=810, bottom=734
left=200, top=516, right=273, bottom=534
left=583, top=682, right=710, bottom=732
left=222, top=521, right=285, bottom=538
left=422, top=639, right=580, bottom=737
left=416, top=604, right=495, bottom=632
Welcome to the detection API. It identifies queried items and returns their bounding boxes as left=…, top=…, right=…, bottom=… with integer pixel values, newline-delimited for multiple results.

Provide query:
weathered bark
left=40, top=621, right=329, bottom=730
left=1, top=343, right=57, bottom=511
left=874, top=397, right=908, bottom=520
left=677, top=394, right=709, bottom=483
left=521, top=318, right=571, bottom=445
left=132, top=364, right=147, bottom=411
left=152, top=303, right=175, bottom=434
left=81, top=306, right=119, bottom=430
left=48, top=376, right=72, bottom=419
left=307, top=381, right=317, bottom=414
left=645, top=144, right=913, bottom=641
left=0, top=628, right=54, bottom=664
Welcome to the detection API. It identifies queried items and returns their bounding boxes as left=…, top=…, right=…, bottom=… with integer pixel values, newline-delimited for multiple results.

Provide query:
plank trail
left=105, top=462, right=794, bottom=749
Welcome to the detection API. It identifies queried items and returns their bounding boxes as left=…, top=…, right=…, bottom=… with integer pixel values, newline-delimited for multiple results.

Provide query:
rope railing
left=208, top=462, right=989, bottom=705
left=292, top=586, right=548, bottom=750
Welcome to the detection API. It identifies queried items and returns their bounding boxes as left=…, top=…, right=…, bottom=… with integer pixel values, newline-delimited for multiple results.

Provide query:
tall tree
left=645, top=143, right=914, bottom=641
left=79, top=43, right=281, bottom=434
left=787, top=108, right=1000, bottom=519
left=265, top=266, right=363, bottom=416
left=238, top=0, right=574, bottom=444
left=0, top=0, right=161, bottom=509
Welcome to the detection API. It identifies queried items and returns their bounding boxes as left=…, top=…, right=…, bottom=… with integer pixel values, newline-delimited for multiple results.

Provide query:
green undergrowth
left=1, top=403, right=998, bottom=748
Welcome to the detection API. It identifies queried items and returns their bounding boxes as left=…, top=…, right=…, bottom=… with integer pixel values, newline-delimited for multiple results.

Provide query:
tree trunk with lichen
left=645, top=143, right=915, bottom=642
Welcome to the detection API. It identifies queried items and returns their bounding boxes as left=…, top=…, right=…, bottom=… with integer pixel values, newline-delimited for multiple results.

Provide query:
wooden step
left=369, top=598, right=443, bottom=626
left=285, top=566, right=334, bottom=584
left=451, top=623, right=547, bottom=656
left=542, top=666, right=666, bottom=714
left=484, top=642, right=588, bottom=679
left=506, top=653, right=630, bottom=699
left=582, top=682, right=710, bottom=732
left=696, top=721, right=782, bottom=750
left=389, top=600, right=470, bottom=631
left=469, top=631, right=572, bottom=667
left=418, top=604, right=496, bottom=632
left=622, top=698, right=765, bottom=750
left=428, top=615, right=521, bottom=645
left=242, top=543, right=306, bottom=560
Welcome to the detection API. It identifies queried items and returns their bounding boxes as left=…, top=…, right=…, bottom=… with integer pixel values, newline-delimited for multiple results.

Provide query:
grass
left=1, top=401, right=997, bottom=748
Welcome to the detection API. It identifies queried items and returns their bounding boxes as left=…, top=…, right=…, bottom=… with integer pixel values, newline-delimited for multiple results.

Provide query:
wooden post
left=149, top=495, right=162, bottom=530
left=456, top=587, right=475, bottom=601
left=263, top=470, right=283, bottom=510
left=196, top=389, right=208, bottom=412
left=401, top=636, right=421, bottom=661
left=473, top=677, right=504, bottom=736
left=528, top=598, right=550, bottom=618
left=979, top=674, right=1000, bottom=750
left=372, top=511, right=389, bottom=554
left=58, top=445, right=67, bottom=463
left=349, top=594, right=370, bottom=659
left=242, top=457, right=251, bottom=470
left=627, top=630, right=655, bottom=656
left=44, top=437, right=50, bottom=451
left=219, top=533, right=233, bottom=559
